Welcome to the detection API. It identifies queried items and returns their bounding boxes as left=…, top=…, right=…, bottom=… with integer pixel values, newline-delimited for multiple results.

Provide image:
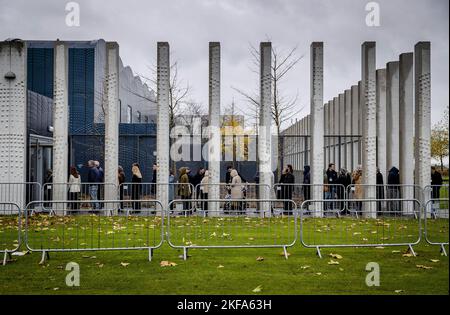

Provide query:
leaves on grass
left=394, top=290, right=404, bottom=293
left=120, top=262, right=130, bottom=267
left=252, top=285, right=263, bottom=293
left=327, top=260, right=339, bottom=265
left=160, top=261, right=177, bottom=267
left=416, top=265, right=433, bottom=270
left=329, top=253, right=343, bottom=259
left=217, top=265, right=224, bottom=269
left=279, top=251, right=291, bottom=257
left=430, top=259, right=440, bottom=263
left=300, top=265, right=310, bottom=270
left=375, top=246, right=385, bottom=249
left=256, top=256, right=264, bottom=262
left=316, top=272, right=322, bottom=276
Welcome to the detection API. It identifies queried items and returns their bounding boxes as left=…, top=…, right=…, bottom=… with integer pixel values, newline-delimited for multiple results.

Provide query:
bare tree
left=232, top=42, right=304, bottom=178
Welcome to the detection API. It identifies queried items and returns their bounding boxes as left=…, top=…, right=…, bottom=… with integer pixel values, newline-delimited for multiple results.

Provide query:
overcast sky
left=1, top=0, right=448, bottom=129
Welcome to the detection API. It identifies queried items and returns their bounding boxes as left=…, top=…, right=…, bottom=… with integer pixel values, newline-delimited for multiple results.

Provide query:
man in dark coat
left=431, top=166, right=443, bottom=199
left=303, top=165, right=311, bottom=201
left=387, top=166, right=401, bottom=213
left=376, top=167, right=385, bottom=214
left=279, top=166, right=295, bottom=215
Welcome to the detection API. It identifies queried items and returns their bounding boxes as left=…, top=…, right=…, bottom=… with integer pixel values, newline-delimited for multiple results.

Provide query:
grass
left=0, top=213, right=448, bottom=295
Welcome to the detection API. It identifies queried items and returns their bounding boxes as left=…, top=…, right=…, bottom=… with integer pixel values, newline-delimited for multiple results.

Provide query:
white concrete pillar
left=414, top=42, right=431, bottom=203
left=324, top=101, right=329, bottom=169
left=386, top=62, right=400, bottom=172
left=156, top=42, right=170, bottom=210
left=208, top=42, right=221, bottom=209
left=258, top=42, right=273, bottom=211
left=104, top=43, right=120, bottom=207
left=338, top=93, right=345, bottom=170
left=344, top=89, right=352, bottom=171
left=399, top=52, right=414, bottom=213
left=310, top=42, right=324, bottom=208
left=361, top=42, right=377, bottom=218
left=376, top=69, right=387, bottom=181
left=52, top=41, right=69, bottom=206
left=333, top=96, right=339, bottom=168
left=351, top=85, right=359, bottom=171
left=358, top=80, right=363, bottom=166
left=0, top=40, right=27, bottom=211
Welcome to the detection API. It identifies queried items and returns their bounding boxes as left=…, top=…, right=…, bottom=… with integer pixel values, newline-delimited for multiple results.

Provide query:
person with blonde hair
left=230, top=169, right=244, bottom=214
left=131, top=163, right=143, bottom=212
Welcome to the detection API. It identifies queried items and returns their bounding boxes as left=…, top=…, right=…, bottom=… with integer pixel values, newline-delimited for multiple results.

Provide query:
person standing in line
left=376, top=167, right=385, bottom=214
left=200, top=170, right=210, bottom=215
left=431, top=166, right=444, bottom=214
left=351, top=166, right=363, bottom=214
left=151, top=163, right=157, bottom=196
left=95, top=161, right=104, bottom=208
left=131, top=163, right=143, bottom=212
left=230, top=169, right=243, bottom=214
left=387, top=166, right=401, bottom=213
left=326, top=163, right=338, bottom=210
left=87, top=160, right=100, bottom=211
left=118, top=166, right=126, bottom=211
left=337, top=168, right=351, bottom=213
left=168, top=170, right=175, bottom=211
left=279, top=166, right=295, bottom=215
left=178, top=167, right=192, bottom=215
left=68, top=166, right=81, bottom=213
left=303, top=165, right=311, bottom=202
left=192, top=167, right=205, bottom=200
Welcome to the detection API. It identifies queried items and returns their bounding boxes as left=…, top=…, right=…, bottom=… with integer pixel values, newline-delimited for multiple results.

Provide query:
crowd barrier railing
left=24, top=200, right=164, bottom=264
left=423, top=198, right=449, bottom=256
left=166, top=199, right=297, bottom=260
left=300, top=198, right=421, bottom=258
left=0, top=202, right=21, bottom=265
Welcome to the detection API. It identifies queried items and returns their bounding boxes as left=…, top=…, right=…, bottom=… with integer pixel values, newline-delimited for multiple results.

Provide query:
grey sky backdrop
left=1, top=0, right=448, bottom=129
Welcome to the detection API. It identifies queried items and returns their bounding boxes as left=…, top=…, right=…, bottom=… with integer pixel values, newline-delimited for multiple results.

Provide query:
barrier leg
left=316, top=246, right=322, bottom=259
left=148, top=248, right=153, bottom=262
left=283, top=246, right=289, bottom=260
left=2, top=251, right=8, bottom=266
left=408, top=244, right=416, bottom=257
left=440, top=244, right=448, bottom=257
left=183, top=247, right=188, bottom=261
left=39, top=250, right=50, bottom=265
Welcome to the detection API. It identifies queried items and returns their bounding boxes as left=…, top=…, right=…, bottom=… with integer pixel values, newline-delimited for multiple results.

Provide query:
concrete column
left=386, top=62, right=400, bottom=172
left=376, top=69, right=387, bottom=181
left=310, top=43, right=324, bottom=208
left=52, top=41, right=69, bottom=207
left=208, top=42, right=221, bottom=209
left=338, top=93, right=345, bottom=170
left=0, top=40, right=27, bottom=211
left=324, top=102, right=329, bottom=169
left=258, top=42, right=273, bottom=212
left=104, top=43, right=120, bottom=208
left=351, top=85, right=359, bottom=171
left=156, top=42, right=170, bottom=210
left=399, top=52, right=414, bottom=213
left=358, top=80, right=363, bottom=166
left=345, top=89, right=352, bottom=171
left=361, top=42, right=377, bottom=218
left=333, top=96, right=339, bottom=168
left=414, top=42, right=431, bottom=203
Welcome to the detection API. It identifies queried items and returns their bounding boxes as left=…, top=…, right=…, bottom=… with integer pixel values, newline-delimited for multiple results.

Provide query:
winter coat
left=303, top=166, right=311, bottom=184
left=352, top=170, right=363, bottom=199
left=230, top=170, right=243, bottom=199
left=200, top=171, right=209, bottom=194
left=178, top=167, right=191, bottom=197
left=387, top=167, right=400, bottom=186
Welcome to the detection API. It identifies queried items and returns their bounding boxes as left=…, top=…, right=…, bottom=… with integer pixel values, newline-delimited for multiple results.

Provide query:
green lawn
left=0, top=214, right=448, bottom=295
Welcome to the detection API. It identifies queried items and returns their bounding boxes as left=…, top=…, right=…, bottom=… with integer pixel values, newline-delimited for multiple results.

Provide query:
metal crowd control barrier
left=300, top=198, right=421, bottom=258
left=41, top=183, right=118, bottom=215
left=119, top=182, right=195, bottom=212
left=0, top=202, right=21, bottom=266
left=166, top=199, right=297, bottom=260
left=24, top=200, right=164, bottom=264
left=346, top=184, right=422, bottom=219
left=0, top=182, right=42, bottom=210
left=424, top=198, right=449, bottom=256
left=273, top=184, right=346, bottom=217
left=194, top=183, right=271, bottom=210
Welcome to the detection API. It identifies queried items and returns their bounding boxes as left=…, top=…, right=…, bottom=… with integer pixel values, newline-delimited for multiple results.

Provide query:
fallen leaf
left=391, top=250, right=401, bottom=253
left=53, top=287, right=59, bottom=291
left=279, top=251, right=291, bottom=257
left=329, top=253, right=343, bottom=259
left=252, top=285, right=263, bottom=293
left=316, top=272, right=322, bottom=276
left=120, top=262, right=130, bottom=267
left=328, top=260, right=339, bottom=265
left=430, top=259, right=440, bottom=263
left=300, top=265, right=310, bottom=270
left=402, top=253, right=414, bottom=257
left=256, top=256, right=264, bottom=261
left=416, top=264, right=433, bottom=270
left=394, top=290, right=404, bottom=293
left=375, top=246, right=385, bottom=249
left=217, top=265, right=224, bottom=269
left=160, top=261, right=177, bottom=267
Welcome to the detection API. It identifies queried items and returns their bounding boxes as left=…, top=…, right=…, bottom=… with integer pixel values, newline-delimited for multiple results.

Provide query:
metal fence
left=24, top=200, right=164, bottom=263
left=423, top=198, right=449, bottom=256
left=0, top=202, right=21, bottom=265
left=300, top=198, right=421, bottom=258
left=0, top=182, right=42, bottom=209
left=41, top=183, right=118, bottom=214
left=166, top=199, right=298, bottom=260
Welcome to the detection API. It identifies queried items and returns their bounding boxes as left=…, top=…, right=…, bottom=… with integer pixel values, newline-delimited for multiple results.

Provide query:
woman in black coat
left=279, top=167, right=295, bottom=215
